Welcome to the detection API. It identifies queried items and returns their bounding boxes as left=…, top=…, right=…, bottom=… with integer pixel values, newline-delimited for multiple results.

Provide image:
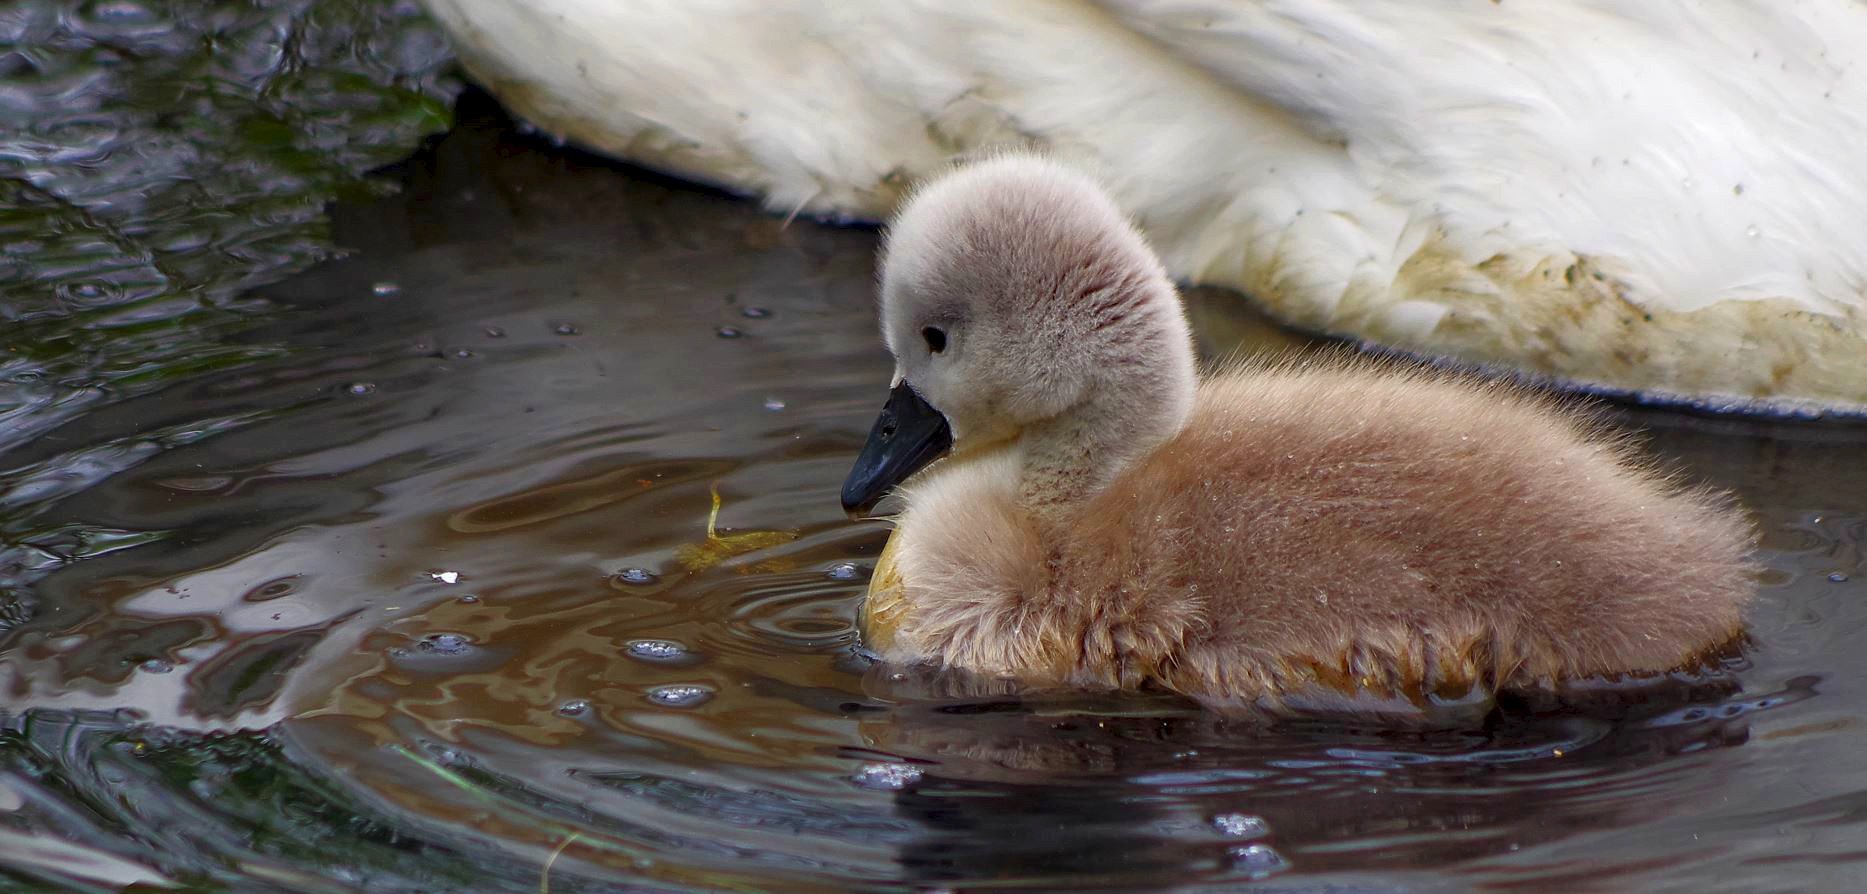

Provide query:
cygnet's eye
left=922, top=326, right=947, bottom=354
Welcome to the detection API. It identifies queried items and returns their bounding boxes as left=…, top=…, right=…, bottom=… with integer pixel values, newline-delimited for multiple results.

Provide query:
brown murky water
left=5, top=91, right=1867, bottom=891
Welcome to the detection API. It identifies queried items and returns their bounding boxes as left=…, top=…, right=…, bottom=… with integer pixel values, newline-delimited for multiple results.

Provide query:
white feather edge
left=418, top=0, right=1867, bottom=413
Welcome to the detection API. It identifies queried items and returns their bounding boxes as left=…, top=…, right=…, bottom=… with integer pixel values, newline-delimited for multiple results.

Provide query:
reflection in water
left=4, top=93, right=1867, bottom=891
left=0, top=0, right=456, bottom=464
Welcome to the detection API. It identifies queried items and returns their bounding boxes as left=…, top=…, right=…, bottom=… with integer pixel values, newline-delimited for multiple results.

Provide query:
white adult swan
left=419, top=0, right=1867, bottom=414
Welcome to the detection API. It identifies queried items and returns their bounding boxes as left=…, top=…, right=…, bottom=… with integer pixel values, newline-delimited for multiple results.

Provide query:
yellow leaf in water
left=673, top=483, right=798, bottom=574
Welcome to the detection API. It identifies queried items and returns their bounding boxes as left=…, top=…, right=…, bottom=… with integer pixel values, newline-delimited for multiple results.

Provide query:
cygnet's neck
left=1015, top=314, right=1197, bottom=524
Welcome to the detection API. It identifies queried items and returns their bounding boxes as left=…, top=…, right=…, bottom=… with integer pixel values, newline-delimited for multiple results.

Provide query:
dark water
left=6, top=18, right=1867, bottom=894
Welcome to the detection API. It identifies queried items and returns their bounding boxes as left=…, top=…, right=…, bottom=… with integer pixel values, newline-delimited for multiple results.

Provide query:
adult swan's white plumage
left=419, top=0, right=1867, bottom=414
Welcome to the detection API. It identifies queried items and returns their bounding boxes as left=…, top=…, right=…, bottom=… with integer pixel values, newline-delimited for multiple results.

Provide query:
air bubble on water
left=418, top=633, right=472, bottom=655
left=553, top=322, right=580, bottom=336
left=1226, top=843, right=1289, bottom=879
left=741, top=306, right=772, bottom=319
left=428, top=570, right=461, bottom=584
left=458, top=594, right=480, bottom=604
left=612, top=568, right=659, bottom=586
left=140, top=658, right=173, bottom=674
left=826, top=562, right=864, bottom=582
left=716, top=326, right=744, bottom=339
left=453, top=349, right=474, bottom=359
left=851, top=762, right=923, bottom=791
left=626, top=639, right=688, bottom=661
left=371, top=281, right=400, bottom=296
left=88, top=1, right=156, bottom=24
left=1211, top=813, right=1270, bottom=839
left=483, top=325, right=506, bottom=338
left=647, top=684, right=713, bottom=707
left=1829, top=572, right=1849, bottom=583
left=763, top=397, right=786, bottom=411
left=558, top=699, right=590, bottom=717
left=345, top=382, right=375, bottom=396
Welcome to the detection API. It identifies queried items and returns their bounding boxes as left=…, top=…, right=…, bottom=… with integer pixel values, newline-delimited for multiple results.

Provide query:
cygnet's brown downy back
left=853, top=155, right=1757, bottom=717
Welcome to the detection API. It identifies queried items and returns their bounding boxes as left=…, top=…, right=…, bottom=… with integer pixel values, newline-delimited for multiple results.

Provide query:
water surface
left=5, top=60, right=1867, bottom=894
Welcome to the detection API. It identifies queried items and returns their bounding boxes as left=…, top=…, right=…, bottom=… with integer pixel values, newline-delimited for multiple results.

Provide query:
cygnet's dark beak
left=842, top=380, right=953, bottom=517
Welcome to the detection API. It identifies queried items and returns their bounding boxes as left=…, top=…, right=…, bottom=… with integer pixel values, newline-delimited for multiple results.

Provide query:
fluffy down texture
left=878, top=359, right=1755, bottom=713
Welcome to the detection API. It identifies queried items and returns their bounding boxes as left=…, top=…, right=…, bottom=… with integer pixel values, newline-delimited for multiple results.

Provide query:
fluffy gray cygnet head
left=843, top=155, right=1196, bottom=515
